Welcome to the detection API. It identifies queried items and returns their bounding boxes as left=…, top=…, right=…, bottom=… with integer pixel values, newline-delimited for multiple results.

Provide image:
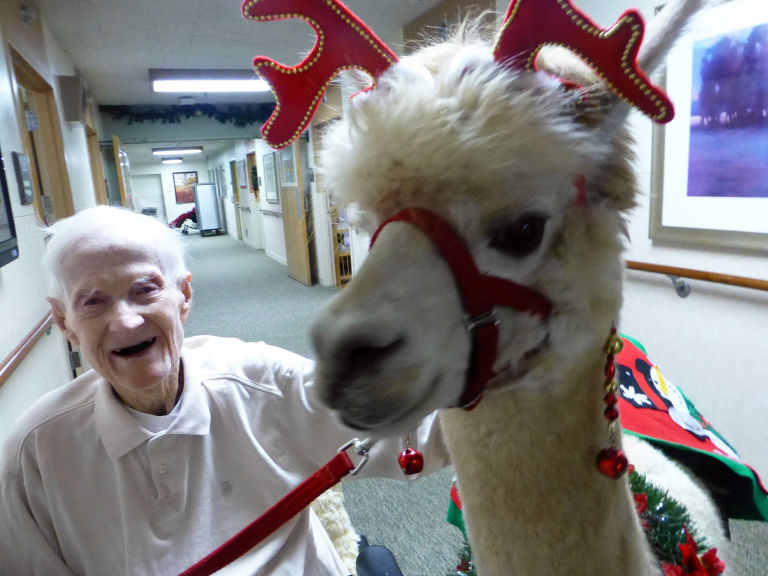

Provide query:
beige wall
left=403, top=0, right=496, bottom=51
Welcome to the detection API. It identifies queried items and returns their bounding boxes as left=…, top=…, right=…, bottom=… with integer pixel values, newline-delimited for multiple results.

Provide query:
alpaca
left=245, top=0, right=727, bottom=573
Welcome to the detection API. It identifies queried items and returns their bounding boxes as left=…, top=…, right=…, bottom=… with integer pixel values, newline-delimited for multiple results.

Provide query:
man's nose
left=110, top=302, right=144, bottom=330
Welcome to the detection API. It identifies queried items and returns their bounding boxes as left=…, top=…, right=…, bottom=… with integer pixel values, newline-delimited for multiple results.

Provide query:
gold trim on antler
left=494, top=0, right=673, bottom=122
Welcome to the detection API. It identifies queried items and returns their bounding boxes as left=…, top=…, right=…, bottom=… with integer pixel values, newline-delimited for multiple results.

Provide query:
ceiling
left=122, top=139, right=234, bottom=165
left=34, top=0, right=445, bottom=107
left=33, top=0, right=445, bottom=165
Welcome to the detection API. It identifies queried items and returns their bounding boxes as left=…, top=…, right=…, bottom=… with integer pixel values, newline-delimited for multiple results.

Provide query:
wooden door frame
left=86, top=128, right=108, bottom=205
left=9, top=47, right=74, bottom=222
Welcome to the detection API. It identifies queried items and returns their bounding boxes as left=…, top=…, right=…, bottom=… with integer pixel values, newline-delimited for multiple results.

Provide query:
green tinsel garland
left=100, top=103, right=275, bottom=128
left=449, top=470, right=710, bottom=576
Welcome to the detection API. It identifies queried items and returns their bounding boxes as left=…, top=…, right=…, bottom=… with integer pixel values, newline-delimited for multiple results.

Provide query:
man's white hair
left=42, top=205, right=188, bottom=303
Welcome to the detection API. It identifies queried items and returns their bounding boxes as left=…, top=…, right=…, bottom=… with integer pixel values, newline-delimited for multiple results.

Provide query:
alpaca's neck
left=439, top=351, right=660, bottom=576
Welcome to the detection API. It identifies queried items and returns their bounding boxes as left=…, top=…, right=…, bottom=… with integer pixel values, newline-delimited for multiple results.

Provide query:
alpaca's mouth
left=112, top=337, right=157, bottom=357
left=335, top=372, right=443, bottom=435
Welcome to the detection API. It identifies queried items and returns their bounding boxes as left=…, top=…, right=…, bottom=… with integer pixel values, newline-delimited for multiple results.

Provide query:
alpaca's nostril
left=344, top=336, right=405, bottom=377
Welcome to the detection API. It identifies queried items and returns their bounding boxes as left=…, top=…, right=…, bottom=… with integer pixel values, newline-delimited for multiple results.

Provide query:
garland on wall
left=449, top=470, right=726, bottom=576
left=99, top=103, right=275, bottom=127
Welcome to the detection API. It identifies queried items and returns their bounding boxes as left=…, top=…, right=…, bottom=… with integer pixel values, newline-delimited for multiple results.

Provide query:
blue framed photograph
left=651, top=0, right=768, bottom=251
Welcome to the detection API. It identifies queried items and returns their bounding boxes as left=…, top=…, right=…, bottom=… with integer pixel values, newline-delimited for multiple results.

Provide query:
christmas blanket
left=617, top=335, right=768, bottom=522
left=448, top=334, right=768, bottom=527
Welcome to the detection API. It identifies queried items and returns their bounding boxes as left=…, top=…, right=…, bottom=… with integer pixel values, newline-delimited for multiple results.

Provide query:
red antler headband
left=243, top=0, right=673, bottom=149
left=241, top=0, right=397, bottom=149
left=493, top=0, right=673, bottom=123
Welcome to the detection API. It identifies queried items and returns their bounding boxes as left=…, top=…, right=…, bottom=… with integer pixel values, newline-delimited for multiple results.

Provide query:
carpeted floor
left=180, top=232, right=767, bottom=575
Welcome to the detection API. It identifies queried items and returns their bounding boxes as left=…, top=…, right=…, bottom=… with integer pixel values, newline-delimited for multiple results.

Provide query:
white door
left=131, top=174, right=167, bottom=223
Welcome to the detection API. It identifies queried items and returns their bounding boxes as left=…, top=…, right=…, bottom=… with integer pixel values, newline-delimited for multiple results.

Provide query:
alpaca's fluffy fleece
left=311, top=485, right=359, bottom=575
left=320, top=42, right=613, bottom=238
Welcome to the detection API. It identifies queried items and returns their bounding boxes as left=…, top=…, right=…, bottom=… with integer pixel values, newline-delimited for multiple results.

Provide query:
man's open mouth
left=112, top=337, right=157, bottom=357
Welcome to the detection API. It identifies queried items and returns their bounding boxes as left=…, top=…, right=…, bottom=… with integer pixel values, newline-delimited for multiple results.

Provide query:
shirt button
left=158, top=464, right=168, bottom=474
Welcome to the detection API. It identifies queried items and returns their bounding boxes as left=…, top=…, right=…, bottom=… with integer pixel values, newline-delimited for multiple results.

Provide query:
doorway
left=131, top=174, right=167, bottom=223
left=10, top=48, right=74, bottom=224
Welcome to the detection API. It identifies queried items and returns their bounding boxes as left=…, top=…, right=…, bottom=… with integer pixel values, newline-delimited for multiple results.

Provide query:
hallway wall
left=0, top=6, right=90, bottom=445
left=130, top=158, right=211, bottom=224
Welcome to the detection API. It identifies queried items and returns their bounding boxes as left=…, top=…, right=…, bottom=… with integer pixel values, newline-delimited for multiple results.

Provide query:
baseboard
left=265, top=250, right=287, bottom=267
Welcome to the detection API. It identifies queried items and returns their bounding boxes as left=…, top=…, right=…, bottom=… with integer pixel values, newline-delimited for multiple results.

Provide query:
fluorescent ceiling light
left=149, top=69, right=269, bottom=93
left=161, top=158, right=183, bottom=165
left=152, top=146, right=203, bottom=157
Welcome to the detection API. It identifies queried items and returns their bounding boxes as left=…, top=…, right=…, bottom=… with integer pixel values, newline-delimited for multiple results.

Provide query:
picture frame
left=650, top=0, right=768, bottom=251
left=173, top=171, right=198, bottom=204
left=279, top=145, right=297, bottom=187
left=11, top=152, right=33, bottom=205
left=263, top=152, right=280, bottom=204
left=237, top=159, right=248, bottom=191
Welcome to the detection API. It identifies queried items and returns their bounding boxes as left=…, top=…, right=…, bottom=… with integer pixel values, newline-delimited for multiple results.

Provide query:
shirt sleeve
left=0, top=446, right=76, bottom=575
left=272, top=347, right=451, bottom=480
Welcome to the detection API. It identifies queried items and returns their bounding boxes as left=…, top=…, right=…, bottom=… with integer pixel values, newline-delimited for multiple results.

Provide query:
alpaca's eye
left=488, top=215, right=547, bottom=258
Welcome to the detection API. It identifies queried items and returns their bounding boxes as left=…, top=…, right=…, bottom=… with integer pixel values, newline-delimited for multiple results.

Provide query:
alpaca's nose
left=310, top=312, right=405, bottom=402
left=340, top=337, right=405, bottom=378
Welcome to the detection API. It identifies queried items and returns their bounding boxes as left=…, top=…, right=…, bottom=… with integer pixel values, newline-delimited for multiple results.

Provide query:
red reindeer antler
left=242, top=0, right=398, bottom=149
left=494, top=0, right=673, bottom=123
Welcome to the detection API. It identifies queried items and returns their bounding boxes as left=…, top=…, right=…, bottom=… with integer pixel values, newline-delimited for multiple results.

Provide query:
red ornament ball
left=398, top=447, right=424, bottom=475
left=596, top=447, right=628, bottom=478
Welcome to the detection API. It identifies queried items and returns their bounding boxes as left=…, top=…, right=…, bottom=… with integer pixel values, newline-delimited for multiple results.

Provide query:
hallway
left=181, top=232, right=337, bottom=358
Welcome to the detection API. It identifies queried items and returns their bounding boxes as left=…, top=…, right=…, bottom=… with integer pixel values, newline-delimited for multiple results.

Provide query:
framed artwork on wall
left=173, top=171, right=198, bottom=204
left=279, top=145, right=297, bottom=187
left=263, top=152, right=280, bottom=204
left=650, top=0, right=768, bottom=251
left=237, top=159, right=248, bottom=191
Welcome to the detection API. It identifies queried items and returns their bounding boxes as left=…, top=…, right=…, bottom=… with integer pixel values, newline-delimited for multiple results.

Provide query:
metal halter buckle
left=465, top=309, right=499, bottom=333
left=338, top=437, right=375, bottom=475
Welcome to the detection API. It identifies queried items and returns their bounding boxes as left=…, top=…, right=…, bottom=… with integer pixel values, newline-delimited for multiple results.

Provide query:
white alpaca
left=245, top=0, right=728, bottom=573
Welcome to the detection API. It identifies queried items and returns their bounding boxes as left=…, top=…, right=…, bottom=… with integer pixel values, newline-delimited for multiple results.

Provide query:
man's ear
left=47, top=297, right=80, bottom=345
left=179, top=273, right=193, bottom=323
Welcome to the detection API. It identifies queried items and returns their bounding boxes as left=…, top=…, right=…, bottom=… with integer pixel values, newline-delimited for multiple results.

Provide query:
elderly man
left=0, top=206, right=446, bottom=575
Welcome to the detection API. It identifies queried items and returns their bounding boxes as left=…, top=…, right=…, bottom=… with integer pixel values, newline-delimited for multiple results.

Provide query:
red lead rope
left=179, top=449, right=356, bottom=576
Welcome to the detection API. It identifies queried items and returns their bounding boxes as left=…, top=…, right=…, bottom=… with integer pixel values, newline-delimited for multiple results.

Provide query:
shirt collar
left=95, top=348, right=211, bottom=460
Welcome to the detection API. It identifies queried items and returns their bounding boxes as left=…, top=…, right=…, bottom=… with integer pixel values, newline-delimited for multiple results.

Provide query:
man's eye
left=488, top=215, right=547, bottom=258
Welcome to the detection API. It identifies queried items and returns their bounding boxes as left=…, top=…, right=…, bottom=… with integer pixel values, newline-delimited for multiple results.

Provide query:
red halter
left=370, top=208, right=552, bottom=409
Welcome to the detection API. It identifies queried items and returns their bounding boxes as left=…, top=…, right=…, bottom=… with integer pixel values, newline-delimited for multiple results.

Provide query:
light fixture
left=149, top=69, right=270, bottom=93
left=161, top=158, right=183, bottom=165
left=151, top=146, right=203, bottom=157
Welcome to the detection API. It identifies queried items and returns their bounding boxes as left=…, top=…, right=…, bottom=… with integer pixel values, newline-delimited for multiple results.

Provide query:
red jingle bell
left=596, top=447, right=628, bottom=478
left=398, top=447, right=424, bottom=475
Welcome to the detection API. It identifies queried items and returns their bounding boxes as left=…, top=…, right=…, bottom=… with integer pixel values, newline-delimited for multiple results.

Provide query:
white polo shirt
left=0, top=335, right=447, bottom=575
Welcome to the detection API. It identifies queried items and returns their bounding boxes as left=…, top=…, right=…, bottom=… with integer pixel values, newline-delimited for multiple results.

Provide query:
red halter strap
left=370, top=208, right=552, bottom=409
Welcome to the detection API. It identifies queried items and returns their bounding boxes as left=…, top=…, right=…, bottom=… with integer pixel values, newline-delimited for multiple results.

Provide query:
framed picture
left=263, top=152, right=280, bottom=204
left=173, top=171, right=198, bottom=204
left=651, top=0, right=768, bottom=251
left=237, top=159, right=248, bottom=190
left=11, top=152, right=33, bottom=205
left=279, top=145, right=297, bottom=187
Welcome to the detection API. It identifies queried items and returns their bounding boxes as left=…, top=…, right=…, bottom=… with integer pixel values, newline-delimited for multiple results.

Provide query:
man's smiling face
left=49, top=237, right=191, bottom=413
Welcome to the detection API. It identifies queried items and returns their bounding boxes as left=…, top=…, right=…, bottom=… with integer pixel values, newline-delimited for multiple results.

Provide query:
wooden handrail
left=0, top=313, right=54, bottom=389
left=626, top=261, right=768, bottom=292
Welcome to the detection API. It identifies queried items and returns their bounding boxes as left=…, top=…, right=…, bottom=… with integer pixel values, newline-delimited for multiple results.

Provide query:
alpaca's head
left=311, top=34, right=635, bottom=435
left=245, top=0, right=703, bottom=437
